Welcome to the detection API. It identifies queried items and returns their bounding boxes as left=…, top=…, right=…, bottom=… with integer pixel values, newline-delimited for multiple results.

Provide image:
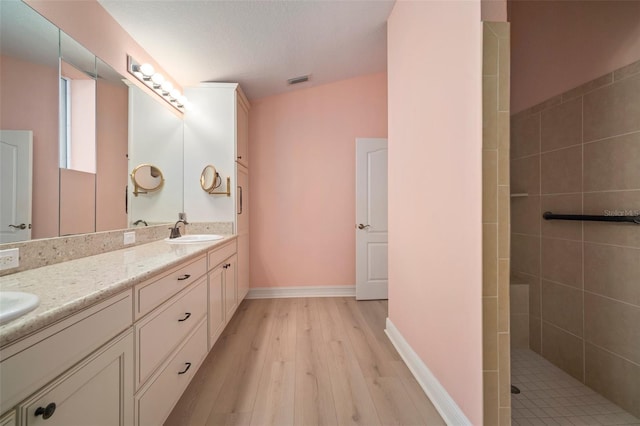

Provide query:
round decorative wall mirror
left=131, top=164, right=164, bottom=196
left=200, top=165, right=219, bottom=193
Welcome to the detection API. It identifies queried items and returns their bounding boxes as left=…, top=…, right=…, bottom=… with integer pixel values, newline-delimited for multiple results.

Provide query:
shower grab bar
left=543, top=211, right=640, bottom=224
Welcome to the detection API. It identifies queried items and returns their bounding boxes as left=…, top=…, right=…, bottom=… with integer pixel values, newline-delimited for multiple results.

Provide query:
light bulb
left=139, top=63, right=155, bottom=77
left=160, top=81, right=173, bottom=93
left=170, top=89, right=181, bottom=100
left=151, top=73, right=165, bottom=87
left=177, top=95, right=187, bottom=105
left=184, top=101, right=193, bottom=111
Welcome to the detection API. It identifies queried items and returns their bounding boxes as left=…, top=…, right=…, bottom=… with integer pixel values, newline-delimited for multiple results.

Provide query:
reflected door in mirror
left=0, top=130, right=33, bottom=243
left=0, top=0, right=60, bottom=240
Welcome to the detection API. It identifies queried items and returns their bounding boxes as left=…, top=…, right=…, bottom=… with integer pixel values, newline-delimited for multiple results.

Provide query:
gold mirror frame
left=200, top=165, right=218, bottom=192
left=131, top=163, right=164, bottom=197
left=200, top=164, right=231, bottom=196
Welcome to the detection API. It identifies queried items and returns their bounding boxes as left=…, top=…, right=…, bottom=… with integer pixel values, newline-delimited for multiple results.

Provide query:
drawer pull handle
left=178, top=312, right=191, bottom=322
left=178, top=362, right=192, bottom=375
left=35, top=402, right=56, bottom=419
left=177, top=274, right=191, bottom=281
left=223, top=263, right=231, bottom=269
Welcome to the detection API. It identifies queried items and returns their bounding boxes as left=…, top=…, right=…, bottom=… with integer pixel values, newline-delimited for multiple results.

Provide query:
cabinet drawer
left=208, top=240, right=236, bottom=270
left=135, top=320, right=207, bottom=426
left=0, top=411, right=15, bottom=426
left=0, top=292, right=132, bottom=414
left=17, top=331, right=133, bottom=426
left=134, top=255, right=206, bottom=319
left=135, top=277, right=207, bottom=388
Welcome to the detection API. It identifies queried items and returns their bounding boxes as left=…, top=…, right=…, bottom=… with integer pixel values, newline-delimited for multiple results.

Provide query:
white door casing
left=0, top=130, right=32, bottom=243
left=356, top=138, right=388, bottom=300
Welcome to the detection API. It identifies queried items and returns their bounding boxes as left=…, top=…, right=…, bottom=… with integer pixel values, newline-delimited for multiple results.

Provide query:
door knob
left=357, top=224, right=371, bottom=230
left=8, top=223, right=26, bottom=230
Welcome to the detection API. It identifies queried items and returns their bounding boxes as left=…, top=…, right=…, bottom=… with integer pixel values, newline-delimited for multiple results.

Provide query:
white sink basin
left=164, top=234, right=225, bottom=243
left=0, top=291, right=40, bottom=325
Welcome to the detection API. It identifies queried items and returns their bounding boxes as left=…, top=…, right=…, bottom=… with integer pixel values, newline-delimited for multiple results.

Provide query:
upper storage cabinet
left=183, top=83, right=250, bottom=225
left=236, top=94, right=249, bottom=168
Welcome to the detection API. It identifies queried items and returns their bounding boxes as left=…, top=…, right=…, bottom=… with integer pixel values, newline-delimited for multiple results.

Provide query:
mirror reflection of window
left=59, top=60, right=96, bottom=173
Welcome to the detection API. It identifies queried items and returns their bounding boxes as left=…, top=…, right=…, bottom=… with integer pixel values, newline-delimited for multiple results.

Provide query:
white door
left=356, top=138, right=388, bottom=300
left=0, top=130, right=32, bottom=243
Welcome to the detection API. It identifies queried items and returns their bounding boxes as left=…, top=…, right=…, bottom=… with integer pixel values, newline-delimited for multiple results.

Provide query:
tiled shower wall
left=510, top=59, right=640, bottom=417
left=482, top=22, right=511, bottom=426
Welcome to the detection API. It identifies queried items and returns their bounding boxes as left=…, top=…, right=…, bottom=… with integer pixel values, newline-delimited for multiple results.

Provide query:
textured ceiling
left=98, top=0, right=395, bottom=100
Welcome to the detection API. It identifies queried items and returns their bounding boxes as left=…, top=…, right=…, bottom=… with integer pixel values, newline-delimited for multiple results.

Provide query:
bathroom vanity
left=0, top=236, right=240, bottom=425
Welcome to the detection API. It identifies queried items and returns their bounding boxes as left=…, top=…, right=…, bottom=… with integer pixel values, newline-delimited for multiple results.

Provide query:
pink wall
left=481, top=0, right=507, bottom=22
left=96, top=78, right=128, bottom=232
left=387, top=2, right=483, bottom=424
left=249, top=73, right=387, bottom=288
left=511, top=0, right=640, bottom=113
left=59, top=169, right=96, bottom=236
left=0, top=55, right=59, bottom=239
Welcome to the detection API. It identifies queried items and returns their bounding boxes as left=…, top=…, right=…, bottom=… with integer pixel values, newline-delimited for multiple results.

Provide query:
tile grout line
left=513, top=232, right=640, bottom=251
left=582, top=289, right=640, bottom=310
left=538, top=107, right=543, bottom=356
left=581, top=94, right=586, bottom=384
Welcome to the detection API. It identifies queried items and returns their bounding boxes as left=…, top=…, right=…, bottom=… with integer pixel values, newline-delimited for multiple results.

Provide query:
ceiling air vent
left=287, top=75, right=310, bottom=85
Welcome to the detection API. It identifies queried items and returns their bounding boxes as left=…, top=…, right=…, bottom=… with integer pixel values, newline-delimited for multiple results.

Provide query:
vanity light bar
left=127, top=55, right=191, bottom=112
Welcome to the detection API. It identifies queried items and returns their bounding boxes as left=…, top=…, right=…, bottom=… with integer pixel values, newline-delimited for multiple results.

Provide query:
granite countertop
left=0, top=235, right=236, bottom=348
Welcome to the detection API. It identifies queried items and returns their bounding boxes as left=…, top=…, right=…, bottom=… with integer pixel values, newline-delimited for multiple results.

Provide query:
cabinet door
left=236, top=96, right=249, bottom=168
left=208, top=266, right=225, bottom=348
left=236, top=166, right=249, bottom=302
left=236, top=166, right=248, bottom=233
left=18, top=331, right=133, bottom=426
left=224, top=255, right=238, bottom=320
left=237, top=232, right=249, bottom=301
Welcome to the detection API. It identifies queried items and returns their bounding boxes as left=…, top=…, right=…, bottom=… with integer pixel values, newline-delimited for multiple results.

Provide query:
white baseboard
left=385, top=318, right=472, bottom=426
left=246, top=285, right=356, bottom=299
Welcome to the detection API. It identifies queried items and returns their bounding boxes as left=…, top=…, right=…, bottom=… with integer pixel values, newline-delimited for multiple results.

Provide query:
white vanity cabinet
left=134, top=276, right=207, bottom=388
left=0, top=238, right=243, bottom=426
left=0, top=291, right=134, bottom=425
left=207, top=240, right=238, bottom=348
left=132, top=254, right=209, bottom=426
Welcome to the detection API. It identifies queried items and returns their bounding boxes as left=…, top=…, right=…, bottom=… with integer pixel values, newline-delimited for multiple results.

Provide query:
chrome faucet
left=169, top=219, right=188, bottom=239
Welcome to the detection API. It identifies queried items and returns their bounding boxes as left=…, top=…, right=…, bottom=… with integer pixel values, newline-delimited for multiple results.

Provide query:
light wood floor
left=165, top=297, right=445, bottom=426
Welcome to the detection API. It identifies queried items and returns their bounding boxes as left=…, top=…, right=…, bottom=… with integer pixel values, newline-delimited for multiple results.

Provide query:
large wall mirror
left=0, top=0, right=183, bottom=244
left=128, top=85, right=184, bottom=225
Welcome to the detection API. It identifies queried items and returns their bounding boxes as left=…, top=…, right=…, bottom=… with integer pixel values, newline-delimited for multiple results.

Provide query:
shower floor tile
left=511, top=349, right=640, bottom=426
